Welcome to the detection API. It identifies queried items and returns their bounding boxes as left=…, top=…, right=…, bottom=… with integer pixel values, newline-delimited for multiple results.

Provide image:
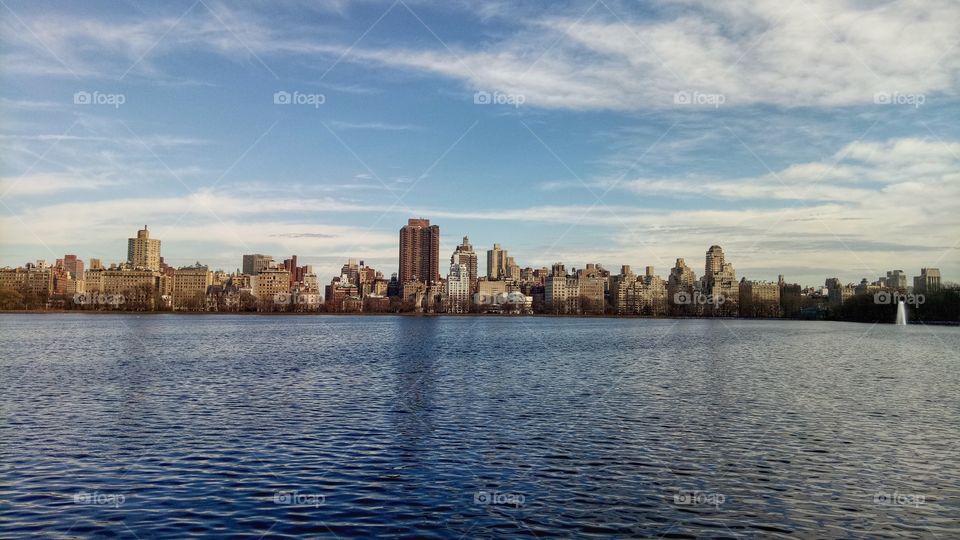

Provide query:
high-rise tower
left=127, top=225, right=161, bottom=271
left=399, top=218, right=440, bottom=285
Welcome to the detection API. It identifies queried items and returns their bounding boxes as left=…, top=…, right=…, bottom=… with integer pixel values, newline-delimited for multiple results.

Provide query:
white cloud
left=5, top=1, right=959, bottom=108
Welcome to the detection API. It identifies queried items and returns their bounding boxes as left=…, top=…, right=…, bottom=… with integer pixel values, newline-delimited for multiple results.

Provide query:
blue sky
left=1, top=0, right=958, bottom=286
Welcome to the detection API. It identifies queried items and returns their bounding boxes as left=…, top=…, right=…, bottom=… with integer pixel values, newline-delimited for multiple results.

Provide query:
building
left=127, top=225, right=161, bottom=271
left=703, top=247, right=738, bottom=316
left=913, top=268, right=941, bottom=293
left=172, top=263, right=212, bottom=310
left=825, top=277, right=855, bottom=306
left=325, top=275, right=360, bottom=312
left=667, top=258, right=697, bottom=315
left=487, top=243, right=508, bottom=280
left=242, top=254, right=274, bottom=276
left=544, top=263, right=580, bottom=314
left=63, top=255, right=84, bottom=279
left=740, top=279, right=781, bottom=318
left=251, top=268, right=291, bottom=309
left=446, top=262, right=471, bottom=313
left=883, top=270, right=908, bottom=290
left=704, top=245, right=724, bottom=289
left=451, top=236, right=478, bottom=292
left=578, top=273, right=606, bottom=314
left=0, top=267, right=54, bottom=297
left=398, top=218, right=440, bottom=285
left=611, top=266, right=668, bottom=316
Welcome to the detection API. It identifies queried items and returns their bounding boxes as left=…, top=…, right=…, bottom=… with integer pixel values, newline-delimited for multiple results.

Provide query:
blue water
left=1, top=314, right=958, bottom=538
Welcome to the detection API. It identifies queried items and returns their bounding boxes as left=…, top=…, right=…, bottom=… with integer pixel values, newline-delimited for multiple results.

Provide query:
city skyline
left=1, top=221, right=951, bottom=292
left=1, top=1, right=958, bottom=286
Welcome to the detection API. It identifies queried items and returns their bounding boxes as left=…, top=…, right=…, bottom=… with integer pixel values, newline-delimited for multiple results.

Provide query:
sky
left=1, top=0, right=958, bottom=287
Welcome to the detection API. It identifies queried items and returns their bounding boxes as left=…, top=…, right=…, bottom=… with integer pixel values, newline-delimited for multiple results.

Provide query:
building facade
left=398, top=218, right=440, bottom=285
left=127, top=225, right=161, bottom=271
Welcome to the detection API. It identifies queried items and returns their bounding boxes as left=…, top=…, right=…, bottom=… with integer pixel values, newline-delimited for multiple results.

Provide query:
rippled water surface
left=1, top=314, right=958, bottom=538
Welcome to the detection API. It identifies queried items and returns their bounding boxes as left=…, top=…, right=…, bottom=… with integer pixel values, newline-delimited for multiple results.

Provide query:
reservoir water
left=1, top=314, right=957, bottom=538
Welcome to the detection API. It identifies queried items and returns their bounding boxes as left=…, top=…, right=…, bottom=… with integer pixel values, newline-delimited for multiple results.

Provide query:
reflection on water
left=1, top=314, right=958, bottom=538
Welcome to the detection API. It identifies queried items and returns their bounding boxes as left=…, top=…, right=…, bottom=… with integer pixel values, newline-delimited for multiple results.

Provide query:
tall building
left=487, top=243, right=507, bottom=280
left=884, top=270, right=908, bottom=290
left=913, top=268, right=941, bottom=293
left=398, top=218, right=440, bottom=285
left=242, top=254, right=273, bottom=276
left=451, top=236, right=478, bottom=291
left=127, top=225, right=161, bottom=271
left=704, top=245, right=724, bottom=289
left=446, top=262, right=471, bottom=313
left=63, top=255, right=84, bottom=279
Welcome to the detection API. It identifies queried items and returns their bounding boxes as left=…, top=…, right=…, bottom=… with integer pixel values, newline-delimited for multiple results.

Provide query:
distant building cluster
left=0, top=221, right=949, bottom=317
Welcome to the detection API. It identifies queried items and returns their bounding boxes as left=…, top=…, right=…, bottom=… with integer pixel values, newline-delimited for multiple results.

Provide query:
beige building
left=913, top=268, right=941, bottom=293
left=544, top=263, right=580, bottom=314
left=0, top=267, right=54, bottom=296
left=487, top=243, right=508, bottom=280
left=127, top=225, right=161, bottom=271
left=739, top=279, right=781, bottom=318
left=173, top=264, right=212, bottom=310
left=612, top=266, right=667, bottom=315
left=251, top=268, right=291, bottom=306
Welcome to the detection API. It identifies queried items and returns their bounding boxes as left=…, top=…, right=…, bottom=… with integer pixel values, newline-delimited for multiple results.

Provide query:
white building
left=446, top=262, right=471, bottom=313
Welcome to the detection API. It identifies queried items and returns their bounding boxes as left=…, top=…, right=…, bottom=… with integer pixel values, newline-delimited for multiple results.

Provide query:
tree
left=0, top=288, right=23, bottom=310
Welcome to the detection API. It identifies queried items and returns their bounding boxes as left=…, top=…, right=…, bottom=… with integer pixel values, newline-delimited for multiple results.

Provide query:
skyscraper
left=242, top=254, right=274, bottom=276
left=704, top=245, right=724, bottom=289
left=399, top=218, right=440, bottom=285
left=63, top=254, right=84, bottom=279
left=451, top=236, right=478, bottom=291
left=127, top=225, right=161, bottom=271
left=487, top=243, right=507, bottom=280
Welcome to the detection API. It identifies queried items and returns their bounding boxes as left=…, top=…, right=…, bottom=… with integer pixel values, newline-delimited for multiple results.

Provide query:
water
left=897, top=301, right=908, bottom=325
left=1, top=314, right=958, bottom=539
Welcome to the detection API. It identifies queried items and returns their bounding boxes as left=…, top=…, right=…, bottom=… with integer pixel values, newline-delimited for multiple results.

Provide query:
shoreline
left=1, top=310, right=955, bottom=325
